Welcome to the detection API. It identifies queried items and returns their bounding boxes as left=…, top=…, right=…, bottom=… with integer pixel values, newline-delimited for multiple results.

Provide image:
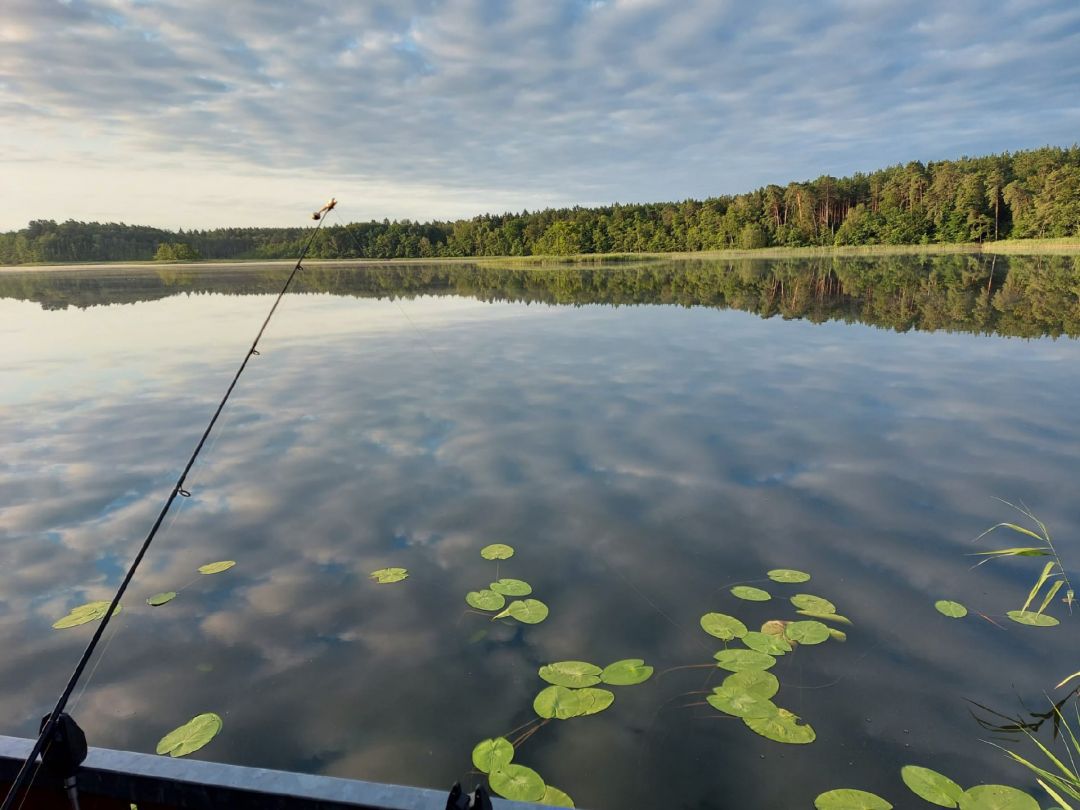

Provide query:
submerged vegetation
left=2, top=146, right=1079, bottom=265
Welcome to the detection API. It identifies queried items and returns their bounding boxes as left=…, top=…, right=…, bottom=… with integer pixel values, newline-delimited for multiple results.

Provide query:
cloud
left=2, top=276, right=1080, bottom=804
left=1, top=0, right=1079, bottom=229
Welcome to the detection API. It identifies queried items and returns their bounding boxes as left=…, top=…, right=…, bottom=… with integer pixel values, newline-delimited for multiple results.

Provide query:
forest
left=2, top=146, right=1078, bottom=265
left=3, top=254, right=1078, bottom=340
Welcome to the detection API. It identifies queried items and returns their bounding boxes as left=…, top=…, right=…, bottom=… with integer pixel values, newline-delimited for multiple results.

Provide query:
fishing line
left=1, top=198, right=338, bottom=810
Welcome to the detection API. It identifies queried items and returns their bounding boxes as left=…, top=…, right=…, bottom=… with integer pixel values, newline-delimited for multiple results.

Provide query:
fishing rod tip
left=312, top=198, right=338, bottom=220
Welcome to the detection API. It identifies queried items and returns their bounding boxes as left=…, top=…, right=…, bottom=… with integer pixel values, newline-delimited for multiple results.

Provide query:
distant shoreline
left=2, top=238, right=1079, bottom=273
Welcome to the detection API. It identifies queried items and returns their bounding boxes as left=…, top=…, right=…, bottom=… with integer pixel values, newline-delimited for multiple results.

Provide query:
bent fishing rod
left=0, top=197, right=338, bottom=810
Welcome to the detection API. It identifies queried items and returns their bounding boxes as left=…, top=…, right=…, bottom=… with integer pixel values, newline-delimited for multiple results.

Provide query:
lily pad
left=901, top=765, right=964, bottom=807
left=369, top=567, right=408, bottom=584
left=957, top=785, right=1039, bottom=810
left=700, top=612, right=748, bottom=641
left=534, top=685, right=586, bottom=719
left=472, top=737, right=514, bottom=774
left=600, top=659, right=654, bottom=686
left=768, top=569, right=811, bottom=583
left=493, top=599, right=549, bottom=624
left=744, top=707, right=815, bottom=744
left=707, top=686, right=779, bottom=719
left=577, top=687, right=615, bottom=716
left=198, top=561, right=236, bottom=575
left=466, top=589, right=506, bottom=611
left=714, top=649, right=776, bottom=672
left=785, top=620, right=830, bottom=645
left=723, top=670, right=780, bottom=700
left=731, top=585, right=771, bottom=601
left=480, top=544, right=514, bottom=560
left=539, top=786, right=575, bottom=807
left=1006, top=610, right=1059, bottom=627
left=761, top=619, right=789, bottom=636
left=815, top=789, right=893, bottom=809
left=490, top=578, right=532, bottom=596
left=489, top=764, right=546, bottom=803
left=146, top=592, right=176, bottom=607
left=155, top=713, right=222, bottom=757
left=539, top=661, right=602, bottom=688
left=742, top=631, right=792, bottom=656
left=790, top=593, right=836, bottom=613
left=935, top=600, right=968, bottom=619
left=797, top=610, right=853, bottom=625
left=53, top=601, right=121, bottom=629
left=829, top=629, right=848, bottom=642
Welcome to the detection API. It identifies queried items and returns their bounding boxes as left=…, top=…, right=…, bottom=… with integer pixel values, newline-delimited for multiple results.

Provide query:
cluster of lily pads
left=51, top=560, right=236, bottom=760
left=51, top=560, right=237, bottom=629
left=464, top=544, right=549, bottom=624
left=815, top=764, right=1041, bottom=809
left=470, top=657, right=654, bottom=805
left=471, top=737, right=574, bottom=807
left=698, top=568, right=850, bottom=744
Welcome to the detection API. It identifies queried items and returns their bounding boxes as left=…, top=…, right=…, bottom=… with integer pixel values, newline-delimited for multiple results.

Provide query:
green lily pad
left=768, top=569, right=811, bottom=583
left=815, top=789, right=893, bottom=809
left=53, top=601, right=121, bottom=629
left=797, top=610, right=853, bottom=625
left=539, top=661, right=602, bottom=688
left=471, top=737, right=514, bottom=774
left=490, top=578, right=532, bottom=596
left=742, top=631, right=792, bottom=656
left=146, top=592, right=176, bottom=607
left=901, top=765, right=964, bottom=807
left=744, top=707, right=815, bottom=744
left=707, top=686, right=779, bottom=719
left=480, top=544, right=514, bottom=560
left=155, top=713, right=223, bottom=757
left=600, top=659, right=654, bottom=686
left=369, top=567, right=408, bottom=584
left=790, top=593, right=836, bottom=613
left=489, top=764, right=546, bottom=803
left=731, top=585, right=771, bottom=601
left=198, top=561, right=236, bottom=575
left=723, top=669, right=780, bottom=700
left=493, top=599, right=549, bottom=624
left=466, top=589, right=505, bottom=611
left=700, top=612, right=748, bottom=641
left=1006, top=610, right=1059, bottom=627
left=714, top=649, right=776, bottom=672
left=534, top=685, right=586, bottom=719
left=935, top=600, right=968, bottom=619
left=829, top=628, right=848, bottom=642
left=539, top=786, right=575, bottom=807
left=577, top=687, right=615, bottom=716
left=957, top=785, right=1039, bottom=810
left=785, top=620, right=830, bottom=645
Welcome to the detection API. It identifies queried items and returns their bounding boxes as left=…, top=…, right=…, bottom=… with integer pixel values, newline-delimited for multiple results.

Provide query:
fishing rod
left=0, top=197, right=338, bottom=810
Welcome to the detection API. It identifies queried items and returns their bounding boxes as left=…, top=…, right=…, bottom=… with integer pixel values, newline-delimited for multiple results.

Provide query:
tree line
left=4, top=254, right=1078, bottom=339
left=2, top=146, right=1078, bottom=265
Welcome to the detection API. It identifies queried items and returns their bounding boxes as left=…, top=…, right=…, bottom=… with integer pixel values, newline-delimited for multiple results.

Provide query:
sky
left=2, top=0, right=1080, bottom=230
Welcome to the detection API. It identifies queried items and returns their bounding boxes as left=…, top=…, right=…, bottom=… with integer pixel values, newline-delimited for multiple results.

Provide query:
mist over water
left=1, top=256, right=1078, bottom=808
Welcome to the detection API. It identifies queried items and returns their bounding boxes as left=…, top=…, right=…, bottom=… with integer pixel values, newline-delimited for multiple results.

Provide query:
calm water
left=1, top=256, right=1079, bottom=808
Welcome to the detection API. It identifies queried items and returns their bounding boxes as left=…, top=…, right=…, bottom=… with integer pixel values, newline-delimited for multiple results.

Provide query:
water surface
left=2, top=255, right=1079, bottom=808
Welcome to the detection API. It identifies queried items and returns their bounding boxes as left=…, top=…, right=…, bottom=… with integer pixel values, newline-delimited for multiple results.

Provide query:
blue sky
left=2, top=0, right=1079, bottom=229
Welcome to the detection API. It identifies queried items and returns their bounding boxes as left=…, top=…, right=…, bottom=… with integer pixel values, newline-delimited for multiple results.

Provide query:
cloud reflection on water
left=1, top=283, right=1079, bottom=807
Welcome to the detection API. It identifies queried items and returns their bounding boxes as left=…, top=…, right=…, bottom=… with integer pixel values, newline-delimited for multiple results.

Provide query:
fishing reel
left=38, top=712, right=87, bottom=809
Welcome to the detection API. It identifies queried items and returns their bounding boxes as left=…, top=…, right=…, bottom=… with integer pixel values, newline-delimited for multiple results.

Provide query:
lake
left=1, top=254, right=1079, bottom=808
